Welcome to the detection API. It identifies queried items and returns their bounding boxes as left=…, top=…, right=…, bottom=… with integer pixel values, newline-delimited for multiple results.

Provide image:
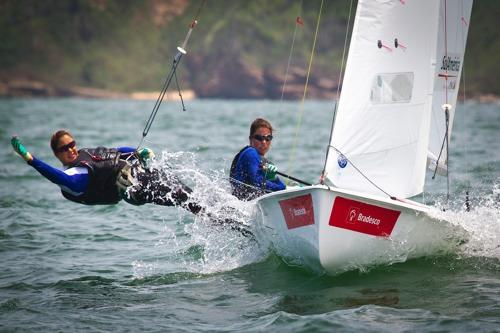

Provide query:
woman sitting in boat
left=10, top=129, right=202, bottom=214
left=230, top=118, right=286, bottom=201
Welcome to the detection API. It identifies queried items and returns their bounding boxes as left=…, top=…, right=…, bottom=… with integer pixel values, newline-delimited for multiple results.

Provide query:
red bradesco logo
left=329, top=197, right=401, bottom=237
left=279, top=194, right=315, bottom=229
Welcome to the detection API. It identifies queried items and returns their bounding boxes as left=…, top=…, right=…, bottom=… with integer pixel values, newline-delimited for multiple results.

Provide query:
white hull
left=254, top=186, right=466, bottom=275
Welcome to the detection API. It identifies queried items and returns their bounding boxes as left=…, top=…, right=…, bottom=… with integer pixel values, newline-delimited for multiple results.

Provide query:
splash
left=428, top=180, right=500, bottom=260
left=132, top=150, right=268, bottom=277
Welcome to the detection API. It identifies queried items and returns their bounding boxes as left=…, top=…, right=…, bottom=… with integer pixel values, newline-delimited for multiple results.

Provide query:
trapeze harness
left=61, top=147, right=127, bottom=205
left=230, top=146, right=269, bottom=201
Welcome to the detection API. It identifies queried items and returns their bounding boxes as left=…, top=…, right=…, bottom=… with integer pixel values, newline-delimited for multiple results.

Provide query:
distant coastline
left=0, top=77, right=498, bottom=103
left=0, top=78, right=194, bottom=101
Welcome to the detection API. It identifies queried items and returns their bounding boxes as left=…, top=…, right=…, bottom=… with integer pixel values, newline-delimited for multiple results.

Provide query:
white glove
left=116, top=164, right=135, bottom=194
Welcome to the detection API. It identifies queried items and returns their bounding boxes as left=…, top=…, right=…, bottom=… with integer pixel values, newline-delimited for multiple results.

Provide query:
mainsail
left=324, top=0, right=472, bottom=199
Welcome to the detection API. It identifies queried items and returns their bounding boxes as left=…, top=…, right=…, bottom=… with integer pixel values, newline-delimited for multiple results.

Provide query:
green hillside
left=0, top=0, right=498, bottom=99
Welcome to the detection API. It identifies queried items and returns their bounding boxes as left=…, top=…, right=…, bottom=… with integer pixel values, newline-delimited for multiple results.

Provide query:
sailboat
left=253, top=0, right=473, bottom=275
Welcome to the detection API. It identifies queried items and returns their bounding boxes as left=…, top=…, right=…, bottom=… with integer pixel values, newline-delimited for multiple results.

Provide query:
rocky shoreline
left=0, top=78, right=194, bottom=100
left=1, top=77, right=498, bottom=103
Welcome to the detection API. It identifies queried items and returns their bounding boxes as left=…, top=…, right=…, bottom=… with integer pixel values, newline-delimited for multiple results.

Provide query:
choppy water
left=0, top=98, right=499, bottom=332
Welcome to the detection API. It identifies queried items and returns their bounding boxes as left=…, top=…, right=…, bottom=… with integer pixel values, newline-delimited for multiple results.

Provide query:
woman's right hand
left=11, top=136, right=33, bottom=162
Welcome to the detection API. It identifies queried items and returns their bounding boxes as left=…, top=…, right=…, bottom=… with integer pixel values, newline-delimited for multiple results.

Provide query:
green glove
left=136, top=148, right=154, bottom=167
left=264, top=162, right=278, bottom=181
left=11, top=136, right=32, bottom=162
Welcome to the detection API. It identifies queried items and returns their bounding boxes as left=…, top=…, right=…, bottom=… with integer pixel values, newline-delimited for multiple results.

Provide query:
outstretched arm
left=11, top=136, right=33, bottom=162
left=29, top=157, right=89, bottom=194
left=11, top=136, right=88, bottom=194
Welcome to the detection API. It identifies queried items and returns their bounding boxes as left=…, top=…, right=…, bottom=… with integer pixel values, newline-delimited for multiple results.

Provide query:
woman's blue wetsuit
left=230, top=146, right=285, bottom=200
left=27, top=146, right=202, bottom=213
left=28, top=147, right=135, bottom=197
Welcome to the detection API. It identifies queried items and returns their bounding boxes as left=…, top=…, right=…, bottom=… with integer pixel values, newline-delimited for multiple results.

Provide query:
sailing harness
left=229, top=146, right=265, bottom=200
left=63, top=148, right=130, bottom=205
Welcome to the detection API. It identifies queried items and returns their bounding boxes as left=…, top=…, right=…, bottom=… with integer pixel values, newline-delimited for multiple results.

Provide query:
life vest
left=229, top=146, right=266, bottom=201
left=61, top=147, right=127, bottom=205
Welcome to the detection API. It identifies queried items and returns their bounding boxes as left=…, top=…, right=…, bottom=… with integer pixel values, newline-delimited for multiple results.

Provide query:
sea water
left=0, top=98, right=499, bottom=332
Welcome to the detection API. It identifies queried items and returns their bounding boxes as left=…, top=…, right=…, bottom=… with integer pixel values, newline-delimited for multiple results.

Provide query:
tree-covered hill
left=0, top=0, right=498, bottom=99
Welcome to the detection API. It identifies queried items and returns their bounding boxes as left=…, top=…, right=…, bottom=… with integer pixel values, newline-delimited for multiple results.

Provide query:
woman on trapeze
left=11, top=129, right=202, bottom=214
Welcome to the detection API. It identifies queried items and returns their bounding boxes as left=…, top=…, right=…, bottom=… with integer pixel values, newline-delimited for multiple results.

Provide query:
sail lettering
left=440, top=55, right=461, bottom=72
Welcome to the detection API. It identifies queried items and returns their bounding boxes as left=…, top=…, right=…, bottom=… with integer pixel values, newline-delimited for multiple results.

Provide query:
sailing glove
left=136, top=148, right=154, bottom=167
left=264, top=162, right=278, bottom=181
left=116, top=164, right=135, bottom=194
left=11, top=136, right=33, bottom=162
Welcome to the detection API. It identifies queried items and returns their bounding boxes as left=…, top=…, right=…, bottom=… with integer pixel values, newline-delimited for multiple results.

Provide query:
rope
left=431, top=1, right=453, bottom=204
left=285, top=0, right=324, bottom=185
left=463, top=69, right=471, bottom=211
left=138, top=52, right=184, bottom=149
left=460, top=1, right=471, bottom=211
left=444, top=0, right=449, bottom=105
left=321, top=0, right=355, bottom=183
left=137, top=0, right=206, bottom=150
left=280, top=0, right=304, bottom=101
left=444, top=0, right=450, bottom=203
left=329, top=146, right=396, bottom=200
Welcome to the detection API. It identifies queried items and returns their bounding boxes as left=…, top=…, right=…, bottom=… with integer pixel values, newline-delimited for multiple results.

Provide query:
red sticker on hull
left=329, top=197, right=400, bottom=237
left=279, top=194, right=315, bottom=229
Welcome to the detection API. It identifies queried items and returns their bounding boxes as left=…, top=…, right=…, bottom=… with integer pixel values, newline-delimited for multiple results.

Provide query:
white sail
left=427, top=0, right=473, bottom=175
left=254, top=0, right=473, bottom=276
left=325, top=0, right=450, bottom=199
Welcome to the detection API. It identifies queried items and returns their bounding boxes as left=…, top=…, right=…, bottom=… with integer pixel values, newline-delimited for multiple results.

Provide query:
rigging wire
left=460, top=1, right=471, bottom=211
left=174, top=69, right=186, bottom=111
left=462, top=67, right=470, bottom=210
left=444, top=0, right=450, bottom=203
left=321, top=0, right=355, bottom=184
left=285, top=0, right=324, bottom=186
left=431, top=0, right=451, bottom=204
left=432, top=106, right=450, bottom=184
left=280, top=0, right=304, bottom=102
left=328, top=145, right=397, bottom=200
left=137, top=0, right=207, bottom=150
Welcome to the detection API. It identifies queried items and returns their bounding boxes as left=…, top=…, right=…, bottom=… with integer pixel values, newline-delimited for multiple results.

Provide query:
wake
left=428, top=180, right=500, bottom=260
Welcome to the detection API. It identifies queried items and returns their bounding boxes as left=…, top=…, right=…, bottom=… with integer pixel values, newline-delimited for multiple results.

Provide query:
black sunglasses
left=56, top=140, right=76, bottom=153
left=252, top=134, right=273, bottom=142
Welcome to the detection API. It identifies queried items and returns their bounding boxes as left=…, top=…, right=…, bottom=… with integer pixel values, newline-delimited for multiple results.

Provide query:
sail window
left=370, top=72, right=414, bottom=104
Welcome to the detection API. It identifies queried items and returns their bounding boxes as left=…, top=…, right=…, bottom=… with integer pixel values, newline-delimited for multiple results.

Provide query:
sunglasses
left=252, top=134, right=273, bottom=142
left=56, top=140, right=76, bottom=153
